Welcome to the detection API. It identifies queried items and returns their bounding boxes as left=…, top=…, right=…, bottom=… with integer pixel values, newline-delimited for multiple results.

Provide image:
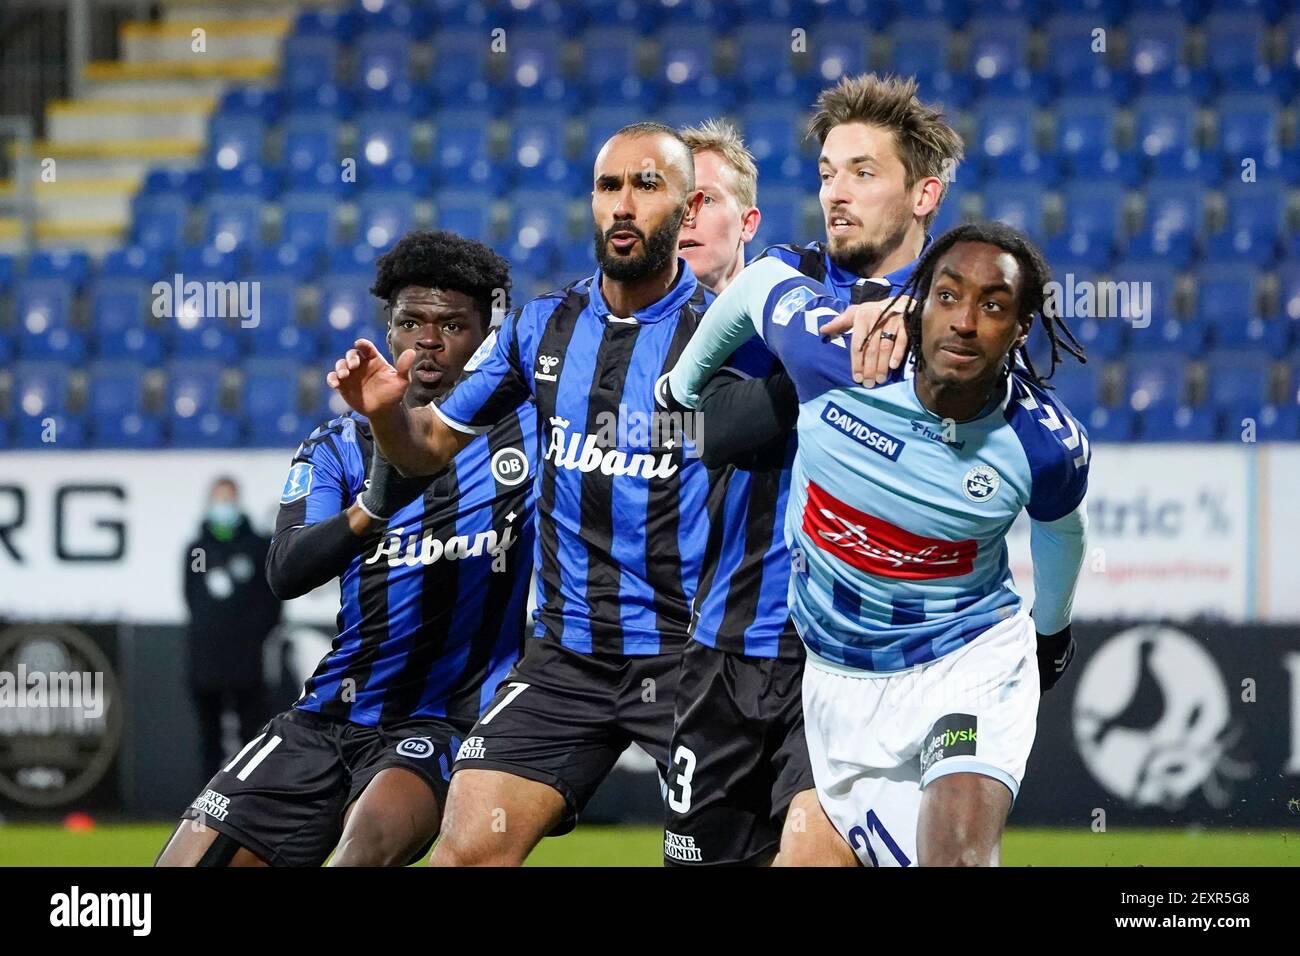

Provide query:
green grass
left=1, top=823, right=1297, bottom=866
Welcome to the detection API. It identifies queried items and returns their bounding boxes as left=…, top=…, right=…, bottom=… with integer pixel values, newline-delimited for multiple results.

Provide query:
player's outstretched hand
left=1035, top=624, right=1076, bottom=693
left=326, top=339, right=412, bottom=418
left=818, top=296, right=914, bottom=386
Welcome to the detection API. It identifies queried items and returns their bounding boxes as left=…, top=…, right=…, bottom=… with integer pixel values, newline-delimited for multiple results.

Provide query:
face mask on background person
left=206, top=500, right=241, bottom=539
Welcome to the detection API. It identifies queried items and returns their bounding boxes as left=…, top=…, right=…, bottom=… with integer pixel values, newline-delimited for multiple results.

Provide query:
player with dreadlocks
left=664, top=220, right=1091, bottom=865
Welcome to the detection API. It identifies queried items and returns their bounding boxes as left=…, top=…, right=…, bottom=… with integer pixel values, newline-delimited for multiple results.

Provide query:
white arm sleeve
left=667, top=257, right=797, bottom=408
left=1029, top=495, right=1089, bottom=635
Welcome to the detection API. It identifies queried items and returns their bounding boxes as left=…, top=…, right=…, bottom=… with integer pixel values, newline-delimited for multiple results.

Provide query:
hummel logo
left=537, top=354, right=561, bottom=381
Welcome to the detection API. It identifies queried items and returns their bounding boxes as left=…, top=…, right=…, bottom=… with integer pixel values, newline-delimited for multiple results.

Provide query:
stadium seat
left=809, top=22, right=870, bottom=84
left=12, top=361, right=69, bottom=420
left=750, top=187, right=807, bottom=254
left=101, top=245, right=165, bottom=280
left=217, top=86, right=281, bottom=124
left=353, top=30, right=411, bottom=93
left=580, top=27, right=642, bottom=89
left=433, top=112, right=499, bottom=193
left=733, top=23, right=799, bottom=91
left=1278, top=261, right=1300, bottom=321
left=1060, top=181, right=1125, bottom=253
left=26, top=248, right=90, bottom=289
left=167, top=360, right=238, bottom=447
left=1215, top=94, right=1281, bottom=157
left=355, top=111, right=414, bottom=173
left=246, top=242, right=323, bottom=283
left=1122, top=354, right=1188, bottom=410
left=967, top=16, right=1030, bottom=82
left=1068, top=317, right=1128, bottom=360
left=1203, top=350, right=1274, bottom=409
left=15, top=278, right=82, bottom=362
left=241, top=275, right=314, bottom=359
left=132, top=195, right=190, bottom=251
left=1125, top=14, right=1188, bottom=79
left=206, top=115, right=265, bottom=172
left=1083, top=405, right=1136, bottom=442
left=434, top=191, right=492, bottom=243
left=1139, top=405, right=1218, bottom=441
left=356, top=191, right=415, bottom=251
left=280, top=192, right=339, bottom=249
left=1125, top=317, right=1209, bottom=358
left=1210, top=316, right=1292, bottom=356
left=974, top=98, right=1037, bottom=158
left=87, top=361, right=162, bottom=448
left=1132, top=95, right=1197, bottom=161
left=242, top=358, right=310, bottom=447
left=981, top=181, right=1044, bottom=233
left=1053, top=96, right=1118, bottom=157
left=1043, top=15, right=1110, bottom=86
left=657, top=24, right=716, bottom=88
left=890, top=18, right=951, bottom=77
left=88, top=278, right=158, bottom=363
left=1203, top=12, right=1267, bottom=80
left=282, top=35, right=339, bottom=90
left=320, top=275, right=384, bottom=354
left=1042, top=361, right=1102, bottom=415
left=282, top=114, right=340, bottom=173
left=1196, top=265, right=1260, bottom=323
left=202, top=195, right=264, bottom=253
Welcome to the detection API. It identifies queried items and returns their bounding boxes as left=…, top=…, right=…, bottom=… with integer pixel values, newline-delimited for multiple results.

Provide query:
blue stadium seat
left=1107, top=262, right=1176, bottom=327
left=359, top=78, right=432, bottom=117
left=206, top=115, right=265, bottom=172
left=1278, top=261, right=1300, bottom=321
left=1043, top=361, right=1102, bottom=414
left=1215, top=93, right=1280, bottom=156
left=1218, top=403, right=1300, bottom=441
left=101, top=244, right=165, bottom=280
left=202, top=195, right=263, bottom=253
left=1044, top=228, right=1111, bottom=272
left=1068, top=317, right=1128, bottom=360
left=506, top=30, right=574, bottom=109
left=320, top=274, right=383, bottom=354
left=430, top=29, right=490, bottom=92
left=981, top=181, right=1043, bottom=232
left=809, top=22, right=869, bottom=84
left=579, top=27, right=641, bottom=89
left=1209, top=182, right=1285, bottom=264
left=245, top=242, right=322, bottom=283
left=356, top=191, right=415, bottom=251
left=1066, top=137, right=1141, bottom=182
left=652, top=0, right=730, bottom=30
left=140, top=167, right=203, bottom=201
left=1137, top=178, right=1205, bottom=243
left=284, top=81, right=355, bottom=120
left=1211, top=316, right=1291, bottom=355
left=242, top=275, right=314, bottom=359
left=1126, top=317, right=1209, bottom=357
left=132, top=195, right=190, bottom=250
left=294, top=7, right=358, bottom=42
left=217, top=86, right=281, bottom=124
left=89, top=278, right=163, bottom=363
left=1204, top=350, right=1273, bottom=408
left=328, top=243, right=379, bottom=276
left=355, top=111, right=414, bottom=172
left=281, top=115, right=339, bottom=177
left=243, top=358, right=309, bottom=447
left=733, top=23, right=799, bottom=90
left=13, top=411, right=86, bottom=448
left=1132, top=95, right=1197, bottom=160
left=15, top=278, right=82, bottom=362
left=1139, top=405, right=1218, bottom=441
left=176, top=244, right=240, bottom=282
left=282, top=35, right=339, bottom=90
left=657, top=24, right=716, bottom=88
left=1053, top=96, right=1118, bottom=156
left=509, top=110, right=568, bottom=173
left=1122, top=354, right=1187, bottom=410
left=890, top=18, right=951, bottom=76
left=974, top=98, right=1036, bottom=158
left=740, top=105, right=801, bottom=179
left=167, top=360, right=238, bottom=447
left=433, top=112, right=498, bottom=192
left=280, top=191, right=338, bottom=248
left=354, top=30, right=411, bottom=93
left=1203, top=12, right=1267, bottom=79
left=1043, top=15, right=1109, bottom=84
left=1126, top=14, right=1188, bottom=78
left=351, top=0, right=431, bottom=37
left=424, top=0, right=496, bottom=29
left=87, top=361, right=162, bottom=448
left=12, top=361, right=69, bottom=421
left=26, top=248, right=90, bottom=289
left=750, top=186, right=806, bottom=253
left=1060, top=181, right=1125, bottom=251
left=435, top=192, right=491, bottom=242
left=1083, top=405, right=1136, bottom=442
left=1196, top=265, right=1259, bottom=322
left=967, top=16, right=1029, bottom=81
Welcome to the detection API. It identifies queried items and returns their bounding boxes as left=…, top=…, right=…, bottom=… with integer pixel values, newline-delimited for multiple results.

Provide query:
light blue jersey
left=669, top=257, right=1090, bottom=673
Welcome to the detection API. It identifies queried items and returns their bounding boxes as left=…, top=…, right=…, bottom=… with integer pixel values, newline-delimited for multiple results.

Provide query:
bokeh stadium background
left=1, top=0, right=1299, bottom=865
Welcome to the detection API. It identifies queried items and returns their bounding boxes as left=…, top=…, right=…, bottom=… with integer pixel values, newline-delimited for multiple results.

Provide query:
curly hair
left=893, top=220, right=1085, bottom=387
left=370, top=230, right=510, bottom=331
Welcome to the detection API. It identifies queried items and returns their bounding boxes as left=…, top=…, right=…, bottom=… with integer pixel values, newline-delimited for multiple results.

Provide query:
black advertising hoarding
left=1017, top=621, right=1300, bottom=828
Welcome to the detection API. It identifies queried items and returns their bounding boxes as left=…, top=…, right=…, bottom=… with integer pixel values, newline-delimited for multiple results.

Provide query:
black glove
left=1035, top=622, right=1075, bottom=693
left=356, top=446, right=435, bottom=520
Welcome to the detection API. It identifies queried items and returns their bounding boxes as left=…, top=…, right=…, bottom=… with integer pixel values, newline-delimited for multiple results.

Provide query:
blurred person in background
left=183, top=477, right=281, bottom=784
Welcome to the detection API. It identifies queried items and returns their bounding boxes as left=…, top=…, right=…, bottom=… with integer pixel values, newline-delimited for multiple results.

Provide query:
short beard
left=594, top=205, right=685, bottom=281
left=827, top=211, right=911, bottom=278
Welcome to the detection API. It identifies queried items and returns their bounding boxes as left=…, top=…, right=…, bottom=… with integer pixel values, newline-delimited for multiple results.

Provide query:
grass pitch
left=0, top=823, right=1296, bottom=866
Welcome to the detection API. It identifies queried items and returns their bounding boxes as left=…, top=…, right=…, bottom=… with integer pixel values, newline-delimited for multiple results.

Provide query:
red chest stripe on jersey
left=801, top=481, right=978, bottom=579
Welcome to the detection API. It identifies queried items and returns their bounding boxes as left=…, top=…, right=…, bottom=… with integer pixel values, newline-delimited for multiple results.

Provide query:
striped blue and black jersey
left=273, top=405, right=537, bottom=726
left=690, top=242, right=921, bottom=660
left=435, top=263, right=713, bottom=657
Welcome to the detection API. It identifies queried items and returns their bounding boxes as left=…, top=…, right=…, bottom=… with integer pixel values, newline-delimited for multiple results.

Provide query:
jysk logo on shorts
left=821, top=403, right=905, bottom=461
left=396, top=737, right=433, bottom=759
left=920, top=713, right=978, bottom=776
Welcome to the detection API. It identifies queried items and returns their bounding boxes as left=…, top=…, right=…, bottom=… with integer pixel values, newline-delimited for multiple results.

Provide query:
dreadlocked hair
left=892, top=220, right=1085, bottom=388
